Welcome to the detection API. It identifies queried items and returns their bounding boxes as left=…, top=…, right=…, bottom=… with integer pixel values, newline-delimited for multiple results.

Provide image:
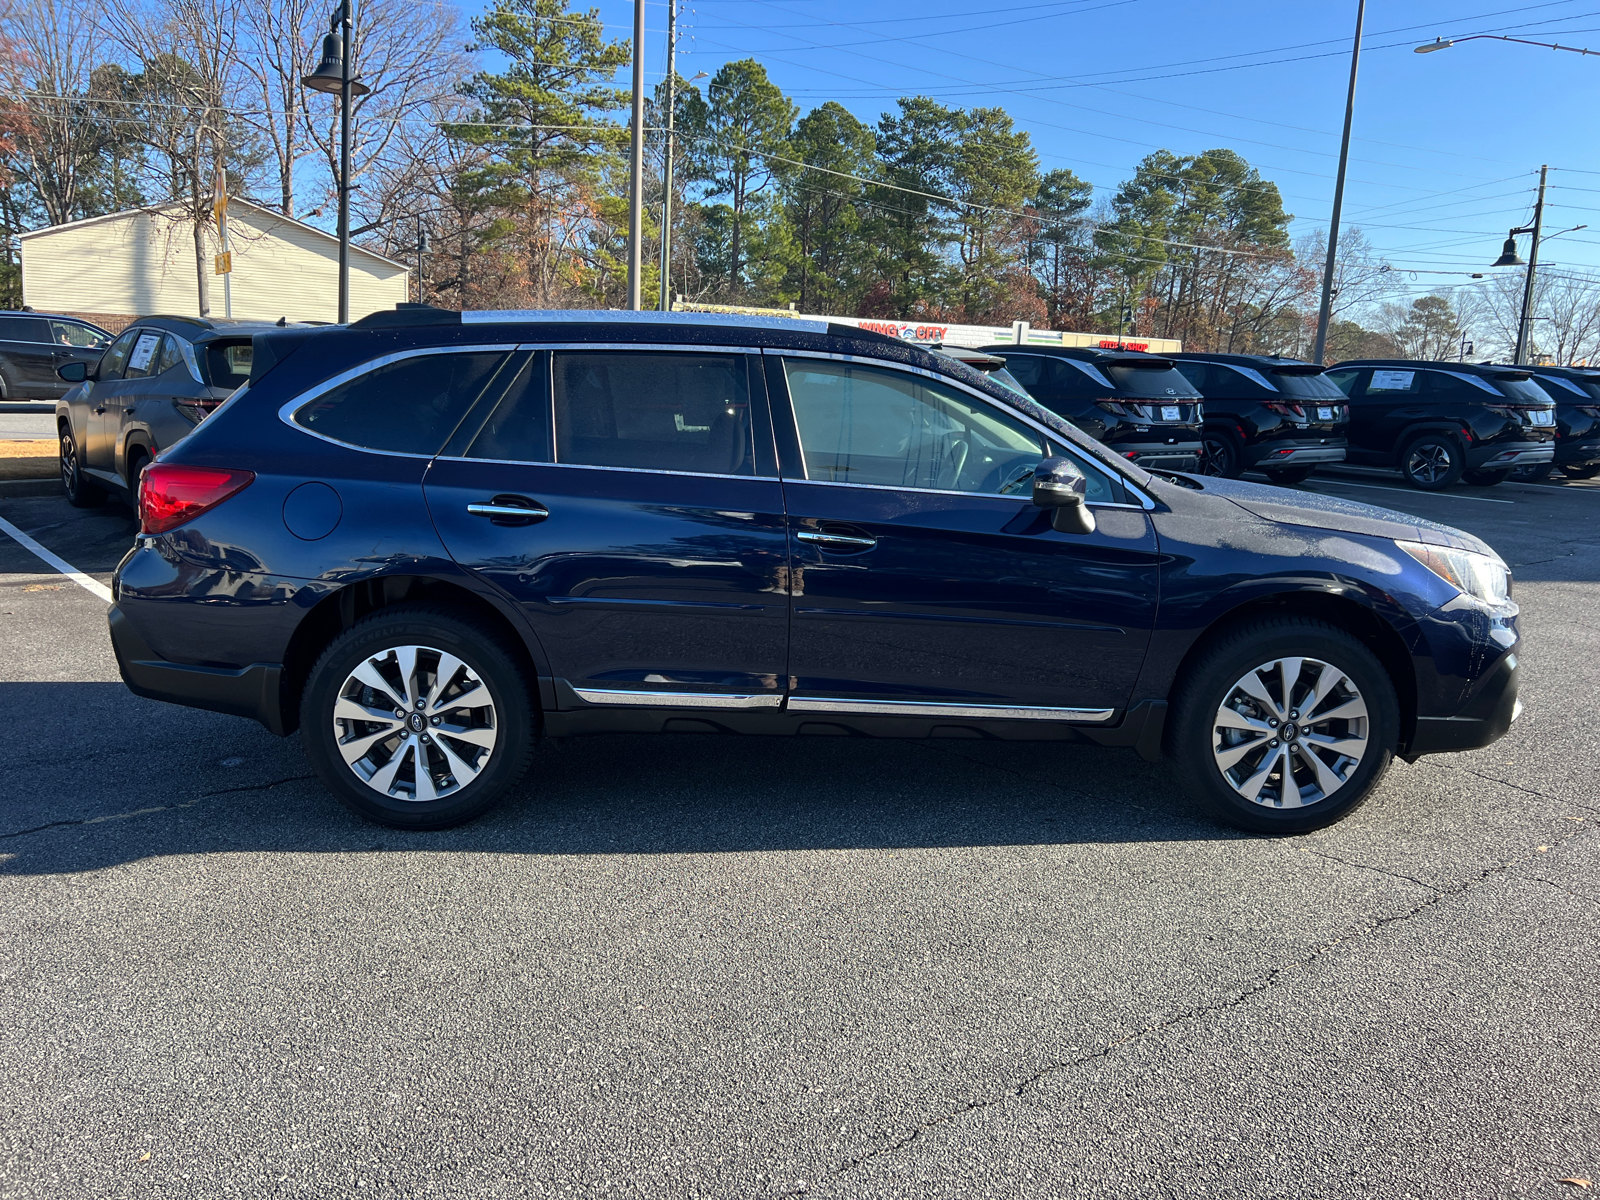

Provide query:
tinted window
left=1003, top=354, right=1047, bottom=392
left=1104, top=365, right=1202, bottom=399
left=205, top=340, right=254, bottom=389
left=1270, top=370, right=1345, bottom=399
left=99, top=328, right=141, bottom=380
left=0, top=315, right=47, bottom=342
left=553, top=351, right=753, bottom=475
left=50, top=320, right=107, bottom=348
left=1490, top=376, right=1553, bottom=404
left=295, top=351, right=511, bottom=455
left=1323, top=369, right=1362, bottom=396
left=122, top=331, right=165, bottom=381
left=460, top=352, right=549, bottom=462
left=1534, top=373, right=1600, bottom=402
left=785, top=358, right=1050, bottom=497
left=1424, top=371, right=1487, bottom=399
left=157, top=336, right=186, bottom=375
left=1173, top=361, right=1211, bottom=391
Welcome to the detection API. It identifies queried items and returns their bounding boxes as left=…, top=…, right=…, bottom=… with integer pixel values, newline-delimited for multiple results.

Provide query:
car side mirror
left=1032, top=456, right=1096, bottom=535
left=57, top=361, right=88, bottom=383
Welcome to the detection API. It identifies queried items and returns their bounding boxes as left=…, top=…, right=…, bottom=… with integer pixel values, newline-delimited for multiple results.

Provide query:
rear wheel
left=124, top=446, right=150, bottom=499
left=1461, top=469, right=1508, bottom=487
left=1508, top=463, right=1553, bottom=483
left=300, top=606, right=536, bottom=830
left=1200, top=430, right=1241, bottom=478
left=1169, top=617, right=1398, bottom=834
left=1399, top=434, right=1464, bottom=490
left=1263, top=465, right=1315, bottom=486
left=59, top=427, right=105, bottom=508
left=1562, top=462, right=1600, bottom=480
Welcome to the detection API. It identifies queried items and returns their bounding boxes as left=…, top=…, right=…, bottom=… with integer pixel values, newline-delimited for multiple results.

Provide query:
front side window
left=99, top=328, right=142, bottom=380
left=553, top=351, right=754, bottom=475
left=294, top=351, right=512, bottom=455
left=51, top=320, right=107, bottom=348
left=783, top=358, right=1052, bottom=497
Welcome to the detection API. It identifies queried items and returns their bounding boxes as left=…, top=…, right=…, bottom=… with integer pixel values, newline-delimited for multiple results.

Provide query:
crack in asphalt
left=1296, top=846, right=1440, bottom=892
left=0, top=775, right=315, bottom=840
left=817, top=820, right=1598, bottom=1186
left=1527, top=876, right=1600, bottom=908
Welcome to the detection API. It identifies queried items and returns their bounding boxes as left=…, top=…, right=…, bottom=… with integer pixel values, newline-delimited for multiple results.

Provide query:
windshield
left=1270, top=371, right=1346, bottom=399
left=1104, top=365, right=1202, bottom=399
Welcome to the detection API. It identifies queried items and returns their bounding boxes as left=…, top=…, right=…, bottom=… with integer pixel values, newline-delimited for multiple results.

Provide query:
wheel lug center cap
left=408, top=712, right=426, bottom=733
left=1284, top=723, right=1298, bottom=741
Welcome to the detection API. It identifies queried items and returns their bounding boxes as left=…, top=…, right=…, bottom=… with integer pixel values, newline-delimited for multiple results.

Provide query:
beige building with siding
left=19, top=199, right=409, bottom=332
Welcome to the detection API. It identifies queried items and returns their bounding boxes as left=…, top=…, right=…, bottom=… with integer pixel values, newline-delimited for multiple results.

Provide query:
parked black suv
left=1520, top=364, right=1600, bottom=481
left=978, top=345, right=1203, bottom=471
left=0, top=310, right=111, bottom=399
left=1169, top=353, right=1348, bottom=485
left=56, top=314, right=288, bottom=507
left=1324, top=360, right=1556, bottom=490
left=108, top=307, right=1522, bottom=837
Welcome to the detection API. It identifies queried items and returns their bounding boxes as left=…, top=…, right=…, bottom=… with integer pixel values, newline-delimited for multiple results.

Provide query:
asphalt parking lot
left=3, top=465, right=1599, bottom=1199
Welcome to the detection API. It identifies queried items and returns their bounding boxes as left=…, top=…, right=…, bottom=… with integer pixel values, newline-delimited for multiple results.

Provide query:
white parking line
left=0, top=514, right=113, bottom=603
left=1315, top=480, right=1514, bottom=505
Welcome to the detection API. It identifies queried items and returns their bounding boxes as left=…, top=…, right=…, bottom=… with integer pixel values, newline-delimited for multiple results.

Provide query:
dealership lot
left=3, top=469, right=1599, bottom=1198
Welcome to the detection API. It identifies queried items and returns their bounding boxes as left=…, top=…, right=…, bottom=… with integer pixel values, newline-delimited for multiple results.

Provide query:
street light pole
left=304, top=2, right=368, bottom=323
left=658, top=0, right=677, bottom=313
left=1313, top=0, right=1366, bottom=365
left=1514, top=165, right=1548, bottom=365
left=626, top=0, right=645, bottom=311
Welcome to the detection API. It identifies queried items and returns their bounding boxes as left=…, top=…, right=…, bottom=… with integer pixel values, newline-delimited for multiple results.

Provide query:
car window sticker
left=129, top=333, right=162, bottom=374
left=1369, top=369, right=1416, bottom=392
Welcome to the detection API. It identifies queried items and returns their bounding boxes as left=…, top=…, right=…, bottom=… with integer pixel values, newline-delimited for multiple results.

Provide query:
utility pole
left=416, top=218, right=428, bottom=305
left=657, top=0, right=677, bottom=313
left=1514, top=165, right=1548, bottom=365
left=1313, top=0, right=1366, bottom=365
left=626, top=0, right=645, bottom=310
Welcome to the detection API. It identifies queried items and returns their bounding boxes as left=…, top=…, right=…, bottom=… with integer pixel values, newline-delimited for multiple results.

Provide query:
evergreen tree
left=777, top=101, right=875, bottom=312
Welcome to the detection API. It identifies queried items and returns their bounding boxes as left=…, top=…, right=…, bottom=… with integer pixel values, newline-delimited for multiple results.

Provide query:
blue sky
left=529, top=0, right=1600, bottom=306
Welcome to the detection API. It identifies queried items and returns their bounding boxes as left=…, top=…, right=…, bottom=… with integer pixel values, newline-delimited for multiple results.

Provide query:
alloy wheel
left=1406, top=442, right=1452, bottom=485
left=332, top=644, right=498, bottom=802
left=1211, top=656, right=1369, bottom=809
left=1200, top=436, right=1230, bottom=477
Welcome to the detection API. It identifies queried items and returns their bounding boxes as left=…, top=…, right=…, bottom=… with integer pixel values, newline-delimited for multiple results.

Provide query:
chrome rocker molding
left=786, top=696, right=1116, bottom=723
left=574, top=688, right=784, bottom=709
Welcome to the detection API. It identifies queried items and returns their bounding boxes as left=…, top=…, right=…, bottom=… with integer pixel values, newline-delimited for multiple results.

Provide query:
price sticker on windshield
left=1161, top=405, right=1181, bottom=421
left=1317, top=406, right=1335, bottom=420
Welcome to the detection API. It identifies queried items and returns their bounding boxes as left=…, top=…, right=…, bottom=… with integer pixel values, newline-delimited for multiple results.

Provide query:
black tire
left=1263, top=465, right=1315, bottom=486
left=1562, top=462, right=1600, bottom=480
left=1199, top=430, right=1241, bottom=478
left=300, top=605, right=537, bottom=830
left=59, top=426, right=105, bottom=508
left=1399, top=433, right=1464, bottom=491
left=1508, top=463, right=1553, bottom=483
left=124, top=447, right=150, bottom=497
left=1461, top=469, right=1508, bottom=487
left=1168, top=616, right=1399, bottom=835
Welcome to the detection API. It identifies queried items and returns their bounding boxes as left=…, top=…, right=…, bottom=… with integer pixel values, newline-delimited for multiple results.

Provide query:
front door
left=84, top=327, right=143, bottom=474
left=425, top=347, right=790, bottom=710
left=771, top=355, right=1159, bottom=721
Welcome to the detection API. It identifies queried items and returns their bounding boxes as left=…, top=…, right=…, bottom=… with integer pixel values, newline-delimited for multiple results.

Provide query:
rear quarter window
left=292, top=351, right=514, bottom=455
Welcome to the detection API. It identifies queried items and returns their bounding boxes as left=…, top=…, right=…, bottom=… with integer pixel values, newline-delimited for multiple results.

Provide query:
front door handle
left=466, top=495, right=549, bottom=526
left=92, top=405, right=106, bottom=415
left=797, top=529, right=877, bottom=551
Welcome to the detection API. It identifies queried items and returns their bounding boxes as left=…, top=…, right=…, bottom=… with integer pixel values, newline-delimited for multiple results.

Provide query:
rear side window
left=1173, top=361, right=1211, bottom=391
left=1002, top=354, right=1047, bottom=392
left=0, top=315, right=47, bottom=342
left=294, top=351, right=511, bottom=455
left=122, top=331, right=165, bottom=380
left=1323, top=369, right=1362, bottom=396
left=1365, top=368, right=1420, bottom=395
left=157, top=336, right=186, bottom=375
left=553, top=351, right=754, bottom=475
left=205, top=340, right=254, bottom=389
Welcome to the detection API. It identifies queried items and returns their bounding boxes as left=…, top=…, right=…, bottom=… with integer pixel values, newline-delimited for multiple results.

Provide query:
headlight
left=1397, top=541, right=1512, bottom=607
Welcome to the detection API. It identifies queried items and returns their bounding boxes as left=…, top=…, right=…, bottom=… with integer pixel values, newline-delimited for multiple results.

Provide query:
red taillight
left=1263, top=402, right=1307, bottom=419
left=139, top=464, right=255, bottom=535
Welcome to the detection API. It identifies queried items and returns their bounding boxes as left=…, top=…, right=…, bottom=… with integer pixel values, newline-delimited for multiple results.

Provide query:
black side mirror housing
left=1032, top=456, right=1096, bottom=535
left=56, top=361, right=89, bottom=383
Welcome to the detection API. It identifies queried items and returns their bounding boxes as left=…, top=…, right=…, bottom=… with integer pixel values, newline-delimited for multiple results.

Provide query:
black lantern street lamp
left=1491, top=164, right=1587, bottom=365
left=304, top=2, right=370, bottom=325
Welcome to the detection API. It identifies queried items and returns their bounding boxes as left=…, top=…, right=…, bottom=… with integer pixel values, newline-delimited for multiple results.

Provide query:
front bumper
left=1406, top=648, right=1521, bottom=758
left=109, top=605, right=287, bottom=735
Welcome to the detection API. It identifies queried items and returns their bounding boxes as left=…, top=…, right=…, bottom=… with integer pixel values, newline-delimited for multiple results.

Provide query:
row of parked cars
left=951, top=343, right=1600, bottom=492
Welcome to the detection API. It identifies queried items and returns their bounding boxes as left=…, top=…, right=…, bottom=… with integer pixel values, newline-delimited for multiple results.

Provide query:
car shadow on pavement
left=0, top=683, right=1237, bottom=876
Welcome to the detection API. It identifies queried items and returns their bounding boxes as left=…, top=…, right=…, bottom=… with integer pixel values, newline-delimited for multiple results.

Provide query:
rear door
left=772, top=353, right=1159, bottom=720
left=0, top=315, right=55, bottom=397
left=424, top=344, right=790, bottom=711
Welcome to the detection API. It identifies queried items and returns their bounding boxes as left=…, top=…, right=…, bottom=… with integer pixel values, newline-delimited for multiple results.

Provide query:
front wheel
left=1399, top=434, right=1464, bottom=490
left=1168, top=617, right=1398, bottom=834
left=59, top=428, right=105, bottom=508
left=1462, top=469, right=1508, bottom=487
left=1263, top=465, right=1315, bottom=486
left=300, top=606, right=536, bottom=830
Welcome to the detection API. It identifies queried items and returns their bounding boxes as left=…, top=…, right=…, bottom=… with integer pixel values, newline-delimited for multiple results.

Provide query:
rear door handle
left=466, top=496, right=549, bottom=526
left=797, top=529, right=877, bottom=551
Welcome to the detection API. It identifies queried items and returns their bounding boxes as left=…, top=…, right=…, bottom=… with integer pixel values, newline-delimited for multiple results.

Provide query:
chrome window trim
left=277, top=343, right=522, bottom=457
left=771, top=347, right=1156, bottom=511
left=574, top=688, right=783, bottom=710
left=531, top=341, right=759, bottom=356
left=462, top=309, right=829, bottom=335
left=786, top=696, right=1115, bottom=723
left=782, top=475, right=1146, bottom=510
left=433, top=455, right=778, bottom=484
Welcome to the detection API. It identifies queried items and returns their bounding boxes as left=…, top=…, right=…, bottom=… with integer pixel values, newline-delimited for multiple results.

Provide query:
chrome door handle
left=797, top=530, right=876, bottom=549
left=92, top=405, right=106, bottom=414
left=466, top=499, right=549, bottom=525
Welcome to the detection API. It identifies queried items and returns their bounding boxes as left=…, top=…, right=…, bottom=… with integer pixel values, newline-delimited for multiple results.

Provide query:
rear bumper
left=1112, top=440, right=1202, bottom=471
left=108, top=605, right=287, bottom=735
left=1405, top=650, right=1521, bottom=759
left=1248, top=444, right=1346, bottom=468
left=1556, top=439, right=1600, bottom=467
left=1467, top=441, right=1555, bottom=470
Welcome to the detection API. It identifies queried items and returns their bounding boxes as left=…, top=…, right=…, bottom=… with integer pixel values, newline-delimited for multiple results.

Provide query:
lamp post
left=304, top=1, right=369, bottom=325
left=1312, top=0, right=1366, bottom=366
left=1416, top=33, right=1596, bottom=56
left=626, top=0, right=645, bottom=310
left=1492, top=172, right=1586, bottom=365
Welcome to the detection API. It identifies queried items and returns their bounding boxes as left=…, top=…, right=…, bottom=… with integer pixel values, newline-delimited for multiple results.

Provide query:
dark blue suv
left=109, top=308, right=1522, bottom=835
